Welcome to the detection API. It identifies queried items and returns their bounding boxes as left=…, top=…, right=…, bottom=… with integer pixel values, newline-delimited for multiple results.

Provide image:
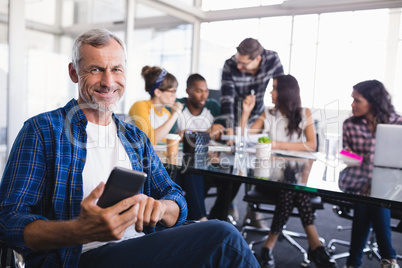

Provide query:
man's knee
left=202, top=220, right=241, bottom=242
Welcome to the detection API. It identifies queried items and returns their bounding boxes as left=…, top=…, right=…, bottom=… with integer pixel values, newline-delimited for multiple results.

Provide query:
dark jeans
left=176, top=172, right=241, bottom=221
left=347, top=203, right=397, bottom=267
left=208, top=181, right=242, bottom=220
left=79, top=220, right=259, bottom=268
left=175, top=173, right=207, bottom=220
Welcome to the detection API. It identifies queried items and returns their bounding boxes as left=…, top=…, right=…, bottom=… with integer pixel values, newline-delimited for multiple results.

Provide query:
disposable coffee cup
left=166, top=134, right=181, bottom=165
left=255, top=143, right=272, bottom=159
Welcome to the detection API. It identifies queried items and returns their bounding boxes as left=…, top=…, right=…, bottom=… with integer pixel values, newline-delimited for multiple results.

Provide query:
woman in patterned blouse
left=341, top=80, right=401, bottom=268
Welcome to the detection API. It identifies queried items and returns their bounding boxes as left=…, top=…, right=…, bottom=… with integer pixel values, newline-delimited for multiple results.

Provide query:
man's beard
left=85, top=94, right=121, bottom=113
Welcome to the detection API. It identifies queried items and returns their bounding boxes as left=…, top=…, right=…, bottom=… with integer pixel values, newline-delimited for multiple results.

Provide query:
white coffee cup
left=255, top=143, right=272, bottom=159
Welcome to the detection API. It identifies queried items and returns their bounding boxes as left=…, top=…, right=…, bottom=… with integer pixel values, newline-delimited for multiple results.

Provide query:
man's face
left=234, top=53, right=260, bottom=73
left=71, top=39, right=126, bottom=113
left=187, top=80, right=209, bottom=109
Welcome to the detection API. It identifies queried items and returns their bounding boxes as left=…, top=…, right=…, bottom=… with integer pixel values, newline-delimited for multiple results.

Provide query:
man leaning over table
left=0, top=28, right=259, bottom=268
left=220, top=37, right=284, bottom=226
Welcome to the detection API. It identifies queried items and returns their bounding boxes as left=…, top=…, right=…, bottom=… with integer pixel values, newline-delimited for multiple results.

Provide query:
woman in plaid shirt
left=340, top=80, right=401, bottom=268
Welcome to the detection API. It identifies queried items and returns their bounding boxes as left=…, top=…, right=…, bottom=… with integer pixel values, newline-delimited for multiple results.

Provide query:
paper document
left=272, top=150, right=317, bottom=160
left=221, top=134, right=266, bottom=143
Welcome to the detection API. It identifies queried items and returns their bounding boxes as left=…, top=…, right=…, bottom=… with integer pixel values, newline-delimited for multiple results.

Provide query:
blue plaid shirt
left=220, top=49, right=284, bottom=127
left=0, top=99, right=187, bottom=267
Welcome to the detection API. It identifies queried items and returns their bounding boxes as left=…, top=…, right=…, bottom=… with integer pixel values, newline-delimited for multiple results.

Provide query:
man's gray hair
left=72, top=28, right=127, bottom=70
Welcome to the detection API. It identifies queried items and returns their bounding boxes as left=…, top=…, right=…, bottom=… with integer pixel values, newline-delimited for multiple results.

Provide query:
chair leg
left=327, top=228, right=383, bottom=262
left=281, top=230, right=311, bottom=267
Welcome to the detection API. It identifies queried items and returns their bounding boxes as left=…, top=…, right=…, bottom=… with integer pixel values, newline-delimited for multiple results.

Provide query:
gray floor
left=204, top=184, right=402, bottom=268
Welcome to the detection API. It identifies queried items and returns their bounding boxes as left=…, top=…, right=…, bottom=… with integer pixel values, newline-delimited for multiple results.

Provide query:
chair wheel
left=328, top=245, right=336, bottom=253
left=300, top=261, right=310, bottom=267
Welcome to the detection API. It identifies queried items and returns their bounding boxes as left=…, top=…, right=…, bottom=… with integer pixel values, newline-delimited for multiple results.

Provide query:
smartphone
left=97, top=167, right=147, bottom=209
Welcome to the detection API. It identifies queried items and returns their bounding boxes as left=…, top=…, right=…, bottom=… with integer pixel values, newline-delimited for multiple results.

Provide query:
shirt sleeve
left=129, top=101, right=156, bottom=145
left=342, top=119, right=352, bottom=149
left=271, top=51, right=285, bottom=77
left=140, top=134, right=187, bottom=231
left=220, top=60, right=236, bottom=128
left=0, top=121, right=48, bottom=253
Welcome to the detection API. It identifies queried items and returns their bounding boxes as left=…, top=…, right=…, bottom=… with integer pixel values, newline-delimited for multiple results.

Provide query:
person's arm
left=240, top=95, right=265, bottom=135
left=129, top=101, right=156, bottom=143
left=220, top=60, right=236, bottom=132
left=24, top=183, right=146, bottom=251
left=209, top=124, right=225, bottom=140
left=129, top=101, right=183, bottom=145
left=138, top=135, right=187, bottom=230
left=154, top=102, right=183, bottom=144
left=134, top=198, right=179, bottom=232
left=342, top=120, right=351, bottom=150
left=273, top=108, right=317, bottom=152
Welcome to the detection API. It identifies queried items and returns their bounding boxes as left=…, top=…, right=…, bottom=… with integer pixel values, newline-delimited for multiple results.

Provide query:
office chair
left=323, top=198, right=381, bottom=261
left=0, top=242, right=24, bottom=268
left=241, top=186, right=325, bottom=267
left=324, top=198, right=402, bottom=262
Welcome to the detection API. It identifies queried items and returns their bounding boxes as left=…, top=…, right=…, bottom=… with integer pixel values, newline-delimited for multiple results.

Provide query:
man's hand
left=209, top=124, right=225, bottom=140
left=134, top=197, right=167, bottom=232
left=23, top=182, right=147, bottom=251
left=77, top=182, right=146, bottom=242
left=242, top=94, right=256, bottom=115
left=171, top=102, right=184, bottom=116
left=225, top=128, right=234, bottom=146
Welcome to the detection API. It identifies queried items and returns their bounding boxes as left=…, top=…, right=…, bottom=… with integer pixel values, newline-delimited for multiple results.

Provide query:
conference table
left=155, top=143, right=402, bottom=221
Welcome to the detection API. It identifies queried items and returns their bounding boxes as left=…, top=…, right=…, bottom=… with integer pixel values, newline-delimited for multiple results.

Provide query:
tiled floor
left=204, top=184, right=402, bottom=268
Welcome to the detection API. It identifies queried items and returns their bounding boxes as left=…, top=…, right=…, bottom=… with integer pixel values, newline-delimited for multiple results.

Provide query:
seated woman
left=240, top=74, right=337, bottom=268
left=340, top=80, right=401, bottom=268
left=129, top=66, right=183, bottom=145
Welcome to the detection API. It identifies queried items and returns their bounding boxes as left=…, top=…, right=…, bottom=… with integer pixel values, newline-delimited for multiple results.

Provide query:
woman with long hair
left=241, top=74, right=337, bottom=268
left=341, top=80, right=401, bottom=268
left=129, top=66, right=183, bottom=145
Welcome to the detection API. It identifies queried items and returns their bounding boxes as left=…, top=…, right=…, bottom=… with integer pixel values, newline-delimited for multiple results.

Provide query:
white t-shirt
left=81, top=121, right=144, bottom=253
left=262, top=107, right=307, bottom=143
left=177, top=107, right=214, bottom=132
left=175, top=98, right=221, bottom=132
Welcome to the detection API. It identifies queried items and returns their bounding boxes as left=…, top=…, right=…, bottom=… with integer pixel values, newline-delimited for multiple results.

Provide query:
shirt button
left=75, top=187, right=82, bottom=192
left=80, top=158, right=85, bottom=162
left=73, top=248, right=79, bottom=253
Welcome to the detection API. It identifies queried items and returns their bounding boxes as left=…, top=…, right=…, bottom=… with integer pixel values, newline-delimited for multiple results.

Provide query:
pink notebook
left=339, top=150, right=363, bottom=166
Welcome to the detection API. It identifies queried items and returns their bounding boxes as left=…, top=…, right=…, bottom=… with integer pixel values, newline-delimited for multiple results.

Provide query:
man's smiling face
left=74, top=39, right=126, bottom=113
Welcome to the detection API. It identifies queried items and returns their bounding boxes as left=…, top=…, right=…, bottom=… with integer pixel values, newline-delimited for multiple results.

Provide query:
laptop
left=371, top=124, right=402, bottom=201
left=373, top=124, right=402, bottom=169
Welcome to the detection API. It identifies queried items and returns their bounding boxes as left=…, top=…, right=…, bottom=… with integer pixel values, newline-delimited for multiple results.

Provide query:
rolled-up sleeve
left=0, top=121, right=48, bottom=253
left=220, top=60, right=236, bottom=127
left=132, top=131, right=188, bottom=231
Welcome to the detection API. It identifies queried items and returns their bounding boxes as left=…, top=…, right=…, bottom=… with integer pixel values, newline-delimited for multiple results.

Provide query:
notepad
left=339, top=150, right=362, bottom=166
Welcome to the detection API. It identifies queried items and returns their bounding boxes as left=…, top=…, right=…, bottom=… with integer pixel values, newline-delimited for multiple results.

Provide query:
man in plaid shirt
left=220, top=38, right=284, bottom=136
left=219, top=38, right=284, bottom=225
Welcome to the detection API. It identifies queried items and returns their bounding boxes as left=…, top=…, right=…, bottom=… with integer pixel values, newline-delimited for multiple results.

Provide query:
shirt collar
left=63, top=99, right=88, bottom=125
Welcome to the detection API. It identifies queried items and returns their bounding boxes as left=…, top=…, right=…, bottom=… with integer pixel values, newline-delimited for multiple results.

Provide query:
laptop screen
left=374, top=124, right=402, bottom=169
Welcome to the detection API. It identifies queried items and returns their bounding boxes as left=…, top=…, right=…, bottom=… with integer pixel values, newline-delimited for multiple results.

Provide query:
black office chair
left=0, top=241, right=24, bottom=268
left=207, top=89, right=221, bottom=102
left=241, top=186, right=325, bottom=267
